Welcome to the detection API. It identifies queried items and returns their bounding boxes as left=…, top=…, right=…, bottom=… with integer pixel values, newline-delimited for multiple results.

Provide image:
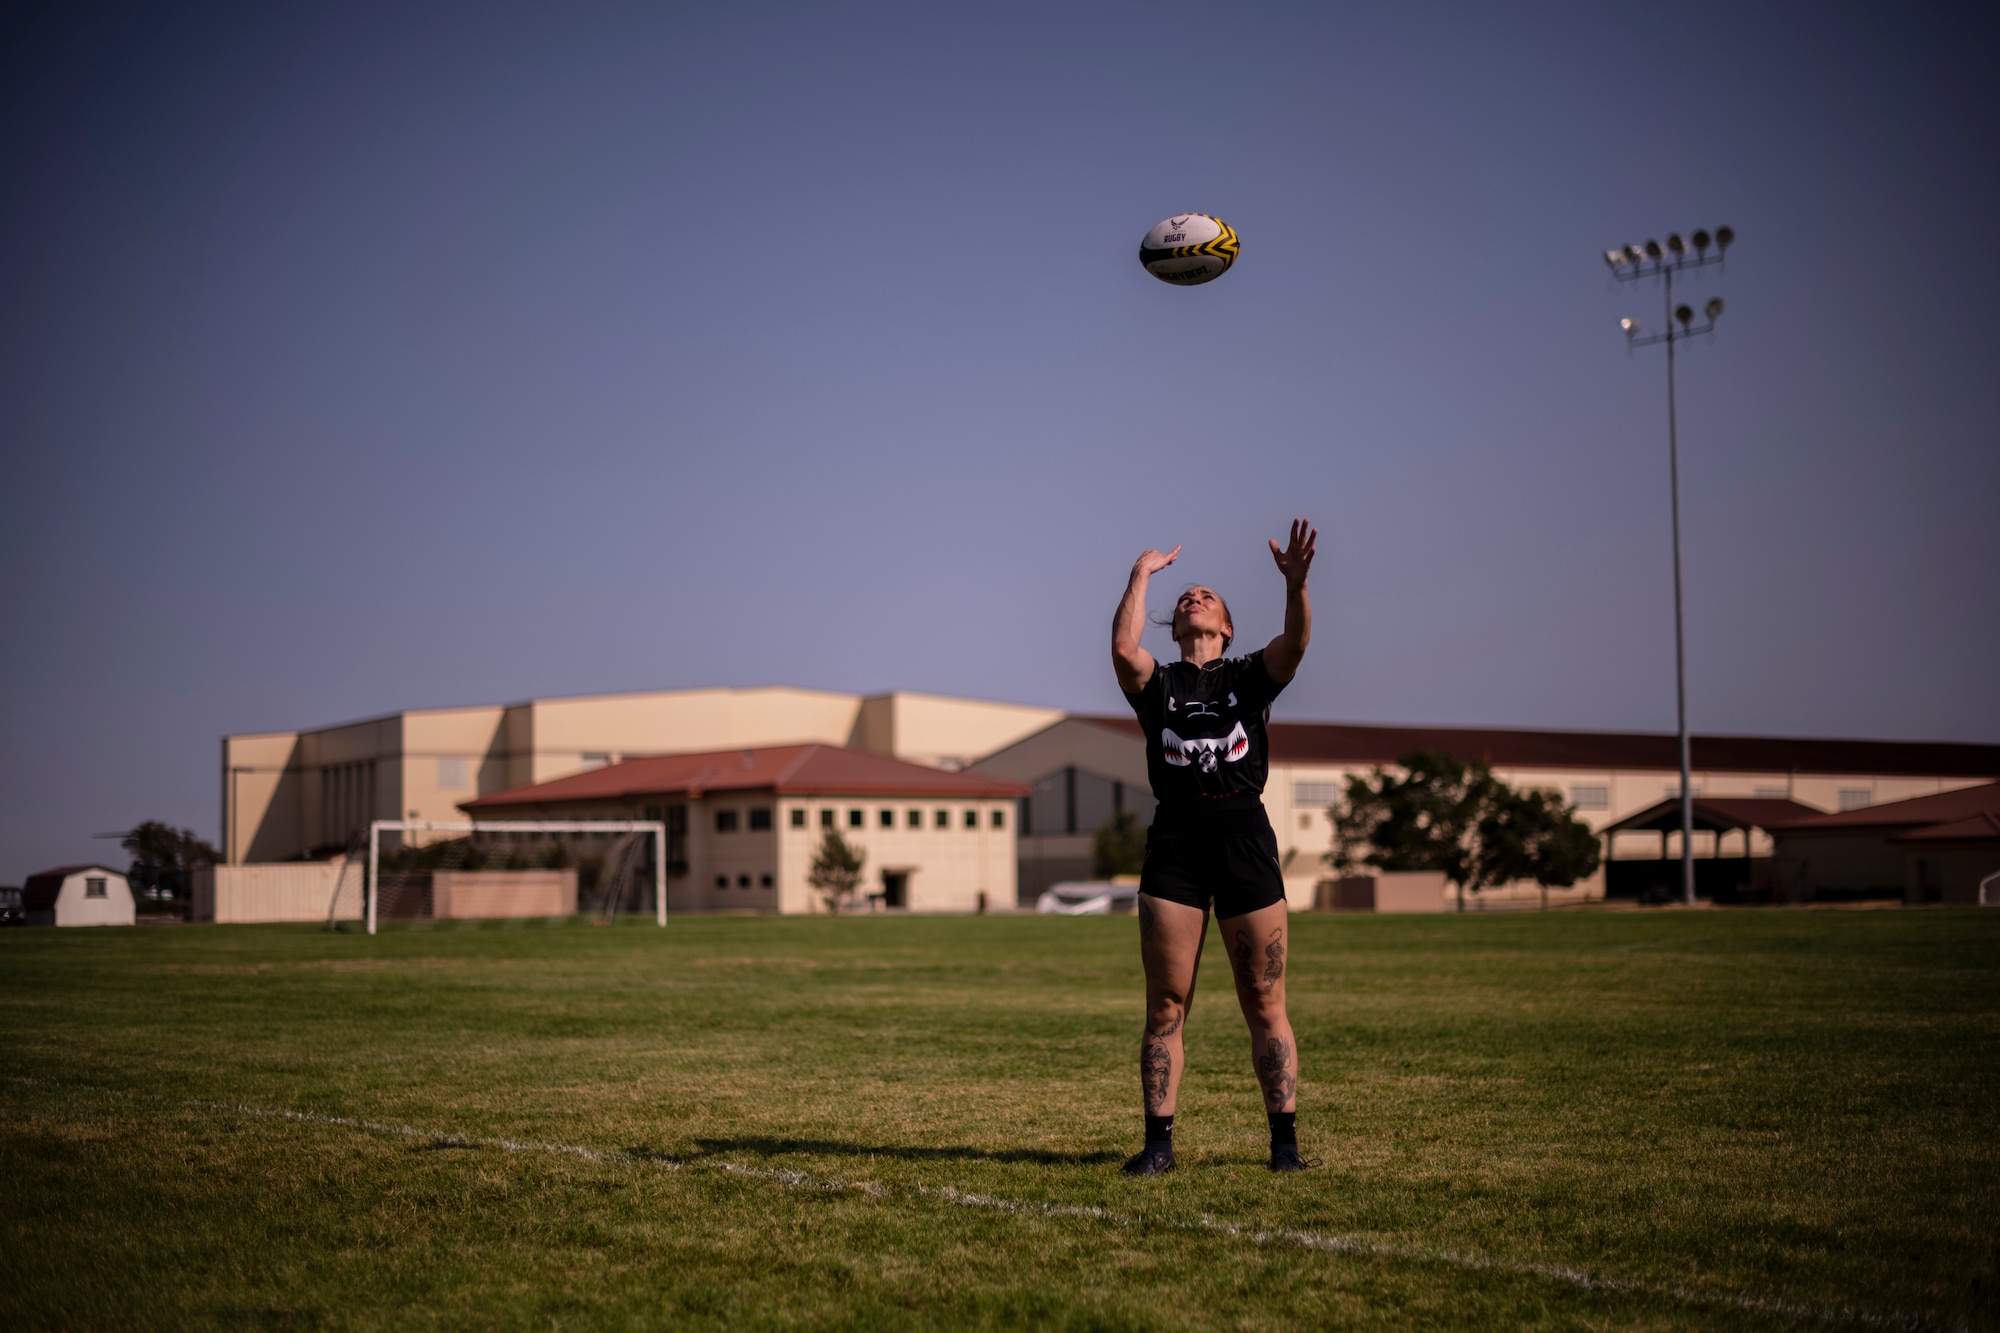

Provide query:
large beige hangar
left=222, top=686, right=1059, bottom=865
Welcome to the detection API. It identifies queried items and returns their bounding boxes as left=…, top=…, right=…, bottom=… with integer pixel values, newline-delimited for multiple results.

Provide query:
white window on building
left=963, top=809, right=978, bottom=830
left=85, top=876, right=107, bottom=899
left=1664, top=784, right=1702, bottom=798
left=790, top=808, right=807, bottom=829
left=1569, top=785, right=1609, bottom=811
left=1754, top=786, right=1789, bottom=799
left=1838, top=789, right=1872, bottom=812
left=437, top=756, right=469, bottom=789
left=1292, top=781, right=1341, bottom=808
left=580, top=753, right=613, bottom=770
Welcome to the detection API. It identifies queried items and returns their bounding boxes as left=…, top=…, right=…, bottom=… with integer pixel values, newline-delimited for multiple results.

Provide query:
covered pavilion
left=1602, top=797, right=1822, bottom=903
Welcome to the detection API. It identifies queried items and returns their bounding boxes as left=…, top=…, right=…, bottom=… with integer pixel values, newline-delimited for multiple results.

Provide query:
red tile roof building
left=462, top=745, right=1025, bottom=914
left=1768, top=782, right=2000, bottom=904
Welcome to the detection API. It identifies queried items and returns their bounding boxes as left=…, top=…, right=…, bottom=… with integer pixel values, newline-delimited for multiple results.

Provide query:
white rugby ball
left=1138, top=213, right=1239, bottom=286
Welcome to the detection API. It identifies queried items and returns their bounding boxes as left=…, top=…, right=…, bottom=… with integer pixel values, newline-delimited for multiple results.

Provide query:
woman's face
left=1174, top=586, right=1231, bottom=643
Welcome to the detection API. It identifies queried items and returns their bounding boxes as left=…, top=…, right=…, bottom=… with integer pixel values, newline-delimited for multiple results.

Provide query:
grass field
left=2, top=909, right=1996, bottom=1331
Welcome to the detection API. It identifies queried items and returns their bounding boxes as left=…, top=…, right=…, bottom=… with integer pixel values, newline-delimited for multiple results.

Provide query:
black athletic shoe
left=1121, top=1142, right=1176, bottom=1177
left=1269, top=1143, right=1320, bottom=1172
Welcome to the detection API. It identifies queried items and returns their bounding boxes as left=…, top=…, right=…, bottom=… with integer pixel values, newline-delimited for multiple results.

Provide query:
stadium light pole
left=1602, top=227, right=1734, bottom=908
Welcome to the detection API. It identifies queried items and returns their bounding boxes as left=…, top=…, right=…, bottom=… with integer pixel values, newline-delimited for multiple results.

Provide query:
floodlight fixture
left=1604, top=249, right=1627, bottom=271
left=1666, top=233, right=1686, bottom=256
left=1715, top=225, right=1735, bottom=251
left=1644, top=239, right=1664, bottom=260
left=1692, top=229, right=1711, bottom=254
left=1675, top=304, right=1694, bottom=326
left=1705, top=297, right=1724, bottom=320
left=1626, top=244, right=1646, bottom=264
left=1621, top=317, right=1641, bottom=337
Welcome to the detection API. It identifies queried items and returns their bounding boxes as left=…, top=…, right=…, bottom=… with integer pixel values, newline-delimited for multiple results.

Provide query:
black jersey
left=1123, top=650, right=1287, bottom=812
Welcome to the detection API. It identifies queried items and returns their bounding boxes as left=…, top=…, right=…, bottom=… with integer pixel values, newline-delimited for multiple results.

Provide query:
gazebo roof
left=1602, top=797, right=1825, bottom=835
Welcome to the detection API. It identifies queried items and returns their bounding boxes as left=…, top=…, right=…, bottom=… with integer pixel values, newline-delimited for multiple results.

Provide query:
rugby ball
left=1139, top=213, right=1239, bottom=286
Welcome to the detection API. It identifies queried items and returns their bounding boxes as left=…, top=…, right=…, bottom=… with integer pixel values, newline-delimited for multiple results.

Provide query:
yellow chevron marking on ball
left=1139, top=213, right=1239, bottom=286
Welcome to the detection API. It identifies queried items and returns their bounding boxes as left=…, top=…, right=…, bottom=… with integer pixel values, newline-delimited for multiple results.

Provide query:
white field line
left=5, top=1077, right=1951, bottom=1331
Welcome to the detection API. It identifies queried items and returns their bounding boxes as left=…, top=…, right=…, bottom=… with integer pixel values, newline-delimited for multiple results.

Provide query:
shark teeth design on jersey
left=1161, top=722, right=1251, bottom=773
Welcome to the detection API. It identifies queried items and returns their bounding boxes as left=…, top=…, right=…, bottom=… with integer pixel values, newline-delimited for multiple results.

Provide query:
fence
left=193, top=865, right=580, bottom=923
left=192, top=863, right=364, bottom=924
left=1311, top=872, right=1449, bottom=913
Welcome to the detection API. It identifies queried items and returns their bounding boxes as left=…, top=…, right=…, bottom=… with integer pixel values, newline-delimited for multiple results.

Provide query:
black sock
left=1268, top=1110, right=1297, bottom=1148
left=1144, top=1113, right=1174, bottom=1146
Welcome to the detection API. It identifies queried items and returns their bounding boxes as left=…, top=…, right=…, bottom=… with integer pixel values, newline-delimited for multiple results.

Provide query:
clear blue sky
left=3, top=1, right=1995, bottom=882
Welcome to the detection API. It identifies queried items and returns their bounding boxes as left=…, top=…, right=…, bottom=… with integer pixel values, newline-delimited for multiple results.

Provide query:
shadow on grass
left=687, top=1136, right=1120, bottom=1166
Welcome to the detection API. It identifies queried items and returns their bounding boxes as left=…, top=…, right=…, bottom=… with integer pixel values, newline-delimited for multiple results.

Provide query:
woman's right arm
left=1113, top=545, right=1179, bottom=694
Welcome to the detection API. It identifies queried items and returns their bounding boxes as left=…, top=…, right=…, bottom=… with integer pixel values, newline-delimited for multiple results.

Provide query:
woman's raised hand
left=1134, top=545, right=1182, bottom=578
left=1268, top=519, right=1317, bottom=589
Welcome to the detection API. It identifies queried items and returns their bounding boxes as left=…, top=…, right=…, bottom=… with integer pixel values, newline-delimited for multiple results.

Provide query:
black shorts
left=1139, top=806, right=1288, bottom=920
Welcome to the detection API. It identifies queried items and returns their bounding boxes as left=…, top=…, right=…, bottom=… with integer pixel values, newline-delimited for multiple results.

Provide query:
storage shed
left=22, top=864, right=137, bottom=927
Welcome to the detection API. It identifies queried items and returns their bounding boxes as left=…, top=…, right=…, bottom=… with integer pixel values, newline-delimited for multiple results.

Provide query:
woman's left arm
left=1262, top=518, right=1316, bottom=684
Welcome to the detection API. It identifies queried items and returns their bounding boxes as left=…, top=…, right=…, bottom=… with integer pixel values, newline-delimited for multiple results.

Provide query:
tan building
left=460, top=745, right=1024, bottom=914
left=974, top=717, right=2000, bottom=909
left=223, top=681, right=2000, bottom=913
left=222, top=686, right=1060, bottom=865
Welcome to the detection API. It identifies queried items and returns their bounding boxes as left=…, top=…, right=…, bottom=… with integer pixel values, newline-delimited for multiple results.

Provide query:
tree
left=806, top=829, right=866, bottom=914
left=1330, top=751, right=1493, bottom=910
left=121, top=821, right=220, bottom=904
left=1091, top=810, right=1147, bottom=879
left=1473, top=786, right=1603, bottom=910
left=1330, top=751, right=1600, bottom=911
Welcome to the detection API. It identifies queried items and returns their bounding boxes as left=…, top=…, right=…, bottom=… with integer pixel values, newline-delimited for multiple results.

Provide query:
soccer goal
left=364, top=820, right=669, bottom=935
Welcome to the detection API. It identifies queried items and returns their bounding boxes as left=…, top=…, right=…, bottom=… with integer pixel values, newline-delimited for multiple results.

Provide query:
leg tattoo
left=1233, top=927, right=1286, bottom=996
left=1141, top=1034, right=1174, bottom=1114
left=1138, top=895, right=1159, bottom=944
left=1254, top=1035, right=1296, bottom=1110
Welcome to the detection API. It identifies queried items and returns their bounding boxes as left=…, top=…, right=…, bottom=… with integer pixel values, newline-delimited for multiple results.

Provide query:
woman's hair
left=1151, top=584, right=1234, bottom=654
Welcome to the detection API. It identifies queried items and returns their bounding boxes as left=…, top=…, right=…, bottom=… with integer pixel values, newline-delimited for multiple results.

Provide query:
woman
left=1111, top=519, right=1317, bottom=1176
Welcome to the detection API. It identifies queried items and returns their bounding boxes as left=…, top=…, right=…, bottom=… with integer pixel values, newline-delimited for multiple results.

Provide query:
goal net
left=363, top=820, right=668, bottom=934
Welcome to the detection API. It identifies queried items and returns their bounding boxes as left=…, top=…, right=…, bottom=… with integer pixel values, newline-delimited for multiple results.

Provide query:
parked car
left=1036, top=882, right=1139, bottom=915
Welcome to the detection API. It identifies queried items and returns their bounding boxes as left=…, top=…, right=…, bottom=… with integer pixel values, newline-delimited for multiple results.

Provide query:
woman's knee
left=1146, top=992, right=1189, bottom=1035
left=1240, top=990, right=1288, bottom=1033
